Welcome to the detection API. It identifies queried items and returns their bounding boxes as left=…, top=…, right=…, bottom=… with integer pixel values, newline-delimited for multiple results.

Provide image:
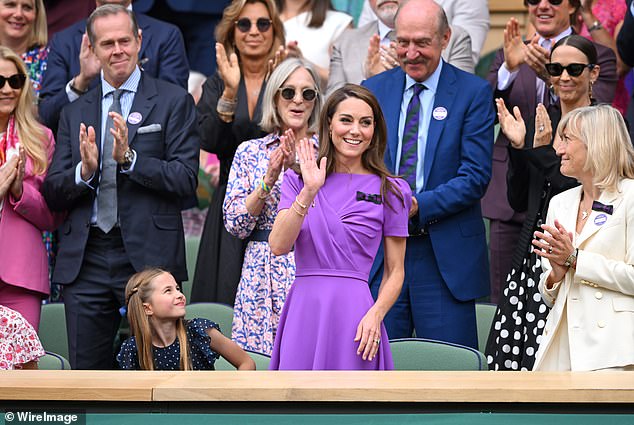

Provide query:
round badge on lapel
left=128, top=112, right=142, bottom=125
left=432, top=107, right=447, bottom=121
left=594, top=213, right=607, bottom=226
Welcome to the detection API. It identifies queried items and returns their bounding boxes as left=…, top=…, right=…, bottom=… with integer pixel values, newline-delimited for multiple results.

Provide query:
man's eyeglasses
left=545, top=62, right=595, bottom=77
left=235, top=17, right=272, bottom=33
left=525, top=0, right=563, bottom=5
left=278, top=87, right=318, bottom=102
left=0, top=73, right=26, bottom=90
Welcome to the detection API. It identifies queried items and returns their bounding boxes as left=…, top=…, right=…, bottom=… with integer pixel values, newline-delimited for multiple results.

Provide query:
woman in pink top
left=0, top=46, right=59, bottom=331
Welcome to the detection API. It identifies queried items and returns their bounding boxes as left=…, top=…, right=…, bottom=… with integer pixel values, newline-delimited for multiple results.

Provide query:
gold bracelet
left=295, top=196, right=308, bottom=210
left=291, top=201, right=306, bottom=217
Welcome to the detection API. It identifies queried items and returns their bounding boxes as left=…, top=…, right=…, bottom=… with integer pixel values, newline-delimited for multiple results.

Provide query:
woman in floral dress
left=223, top=58, right=322, bottom=354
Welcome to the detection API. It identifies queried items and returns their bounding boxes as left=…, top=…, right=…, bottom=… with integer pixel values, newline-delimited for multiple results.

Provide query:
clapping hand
left=9, top=145, right=25, bottom=200
left=496, top=98, right=526, bottom=149
left=109, top=112, right=130, bottom=164
left=279, top=128, right=297, bottom=170
left=267, top=45, right=288, bottom=78
left=525, top=34, right=551, bottom=82
left=79, top=123, right=98, bottom=181
left=364, top=35, right=399, bottom=78
left=0, top=154, right=18, bottom=200
left=216, top=42, right=240, bottom=97
left=297, top=137, right=326, bottom=195
left=533, top=219, right=575, bottom=284
left=503, top=17, right=527, bottom=72
left=533, top=104, right=553, bottom=148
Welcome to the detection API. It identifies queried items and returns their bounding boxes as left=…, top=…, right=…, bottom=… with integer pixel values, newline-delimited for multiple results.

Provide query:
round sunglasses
left=278, top=87, right=318, bottom=102
left=234, top=17, right=272, bottom=33
left=526, top=0, right=563, bottom=5
left=0, top=73, right=27, bottom=90
left=545, top=62, right=595, bottom=77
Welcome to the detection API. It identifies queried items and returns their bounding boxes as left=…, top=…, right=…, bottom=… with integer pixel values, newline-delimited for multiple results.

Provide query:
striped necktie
left=400, top=83, right=426, bottom=190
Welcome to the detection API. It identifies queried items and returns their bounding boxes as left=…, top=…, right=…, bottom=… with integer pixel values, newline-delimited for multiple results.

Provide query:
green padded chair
left=476, top=303, right=497, bottom=354
left=389, top=338, right=487, bottom=370
left=182, top=235, right=201, bottom=303
left=185, top=302, right=233, bottom=339
left=214, top=349, right=271, bottom=370
left=38, top=351, right=71, bottom=370
left=38, top=303, right=69, bottom=361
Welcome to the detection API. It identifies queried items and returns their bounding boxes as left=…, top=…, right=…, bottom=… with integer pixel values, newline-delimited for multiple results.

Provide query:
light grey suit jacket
left=327, top=20, right=474, bottom=97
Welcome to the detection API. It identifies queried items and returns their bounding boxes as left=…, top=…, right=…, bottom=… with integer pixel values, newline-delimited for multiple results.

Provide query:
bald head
left=394, top=0, right=450, bottom=82
left=395, top=0, right=448, bottom=37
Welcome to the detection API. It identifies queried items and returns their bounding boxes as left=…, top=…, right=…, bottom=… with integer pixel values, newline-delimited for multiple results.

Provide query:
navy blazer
left=41, top=73, right=199, bottom=284
left=363, top=63, right=494, bottom=301
left=39, top=12, right=189, bottom=134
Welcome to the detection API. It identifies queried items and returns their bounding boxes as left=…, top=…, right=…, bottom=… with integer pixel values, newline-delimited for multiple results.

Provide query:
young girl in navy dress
left=118, top=269, right=255, bottom=370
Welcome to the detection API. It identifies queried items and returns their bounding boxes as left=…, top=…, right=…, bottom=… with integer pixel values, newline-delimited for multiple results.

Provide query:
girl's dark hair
left=275, top=0, right=332, bottom=28
left=551, top=34, right=598, bottom=65
left=316, top=84, right=405, bottom=210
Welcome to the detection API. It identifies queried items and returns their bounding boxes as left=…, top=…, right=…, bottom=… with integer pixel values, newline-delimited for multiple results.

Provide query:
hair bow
left=356, top=191, right=382, bottom=205
left=592, top=201, right=613, bottom=215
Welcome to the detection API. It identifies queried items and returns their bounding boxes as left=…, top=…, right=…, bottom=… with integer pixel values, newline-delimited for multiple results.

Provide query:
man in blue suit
left=42, top=4, right=199, bottom=369
left=38, top=0, right=189, bottom=134
left=363, top=0, right=494, bottom=349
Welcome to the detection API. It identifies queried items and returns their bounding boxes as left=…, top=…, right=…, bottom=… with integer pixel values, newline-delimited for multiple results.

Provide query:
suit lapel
left=577, top=189, right=622, bottom=247
left=127, top=74, right=158, bottom=146
left=423, top=64, right=456, bottom=188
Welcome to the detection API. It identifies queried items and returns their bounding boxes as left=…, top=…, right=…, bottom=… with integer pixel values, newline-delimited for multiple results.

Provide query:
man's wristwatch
left=122, top=148, right=135, bottom=169
left=564, top=248, right=578, bottom=268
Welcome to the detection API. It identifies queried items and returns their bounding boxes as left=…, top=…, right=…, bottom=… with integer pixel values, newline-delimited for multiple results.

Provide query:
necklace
left=579, top=198, right=592, bottom=221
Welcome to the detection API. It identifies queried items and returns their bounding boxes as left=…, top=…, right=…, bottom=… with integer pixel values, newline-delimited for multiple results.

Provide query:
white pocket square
left=137, top=123, right=162, bottom=134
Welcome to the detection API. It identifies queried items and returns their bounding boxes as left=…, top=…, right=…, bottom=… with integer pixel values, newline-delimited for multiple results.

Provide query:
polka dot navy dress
left=117, top=318, right=220, bottom=370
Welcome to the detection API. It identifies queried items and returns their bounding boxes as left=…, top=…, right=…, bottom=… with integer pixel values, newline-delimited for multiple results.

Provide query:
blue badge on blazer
left=594, top=214, right=607, bottom=226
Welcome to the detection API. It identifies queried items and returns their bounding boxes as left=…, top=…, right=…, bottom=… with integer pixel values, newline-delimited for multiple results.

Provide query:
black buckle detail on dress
left=356, top=191, right=382, bottom=205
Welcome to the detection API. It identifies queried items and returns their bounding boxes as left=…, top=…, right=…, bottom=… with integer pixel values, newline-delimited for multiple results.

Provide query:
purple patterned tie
left=400, top=83, right=426, bottom=190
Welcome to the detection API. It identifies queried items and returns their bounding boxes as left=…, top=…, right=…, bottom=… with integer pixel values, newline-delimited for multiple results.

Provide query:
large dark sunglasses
left=526, top=0, right=563, bottom=5
left=545, top=62, right=595, bottom=77
left=235, top=17, right=272, bottom=33
left=0, top=73, right=27, bottom=90
left=278, top=87, right=318, bottom=102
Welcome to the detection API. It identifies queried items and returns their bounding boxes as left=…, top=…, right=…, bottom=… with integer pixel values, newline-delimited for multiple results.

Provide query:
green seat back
left=476, top=303, right=497, bottom=354
left=38, top=303, right=69, bottom=361
left=390, top=338, right=487, bottom=370
left=38, top=351, right=71, bottom=370
left=181, top=235, right=201, bottom=303
left=185, top=302, right=233, bottom=339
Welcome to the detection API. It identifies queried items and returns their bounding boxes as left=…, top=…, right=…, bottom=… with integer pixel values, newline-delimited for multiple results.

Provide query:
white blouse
left=283, top=10, right=352, bottom=70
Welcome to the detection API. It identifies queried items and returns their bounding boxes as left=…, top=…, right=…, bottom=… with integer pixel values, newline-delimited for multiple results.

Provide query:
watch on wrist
left=122, top=148, right=134, bottom=169
left=69, top=78, right=88, bottom=95
left=564, top=248, right=578, bottom=268
left=588, top=20, right=603, bottom=32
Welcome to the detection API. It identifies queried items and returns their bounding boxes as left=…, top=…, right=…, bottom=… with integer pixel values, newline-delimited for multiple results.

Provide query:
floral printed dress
left=0, top=305, right=45, bottom=370
left=223, top=132, right=318, bottom=355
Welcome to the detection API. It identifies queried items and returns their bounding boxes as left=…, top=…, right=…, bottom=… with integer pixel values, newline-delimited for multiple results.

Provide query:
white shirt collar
left=404, top=59, right=443, bottom=94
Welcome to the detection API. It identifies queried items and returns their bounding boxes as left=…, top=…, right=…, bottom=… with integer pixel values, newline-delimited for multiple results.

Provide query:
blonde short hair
left=558, top=104, right=634, bottom=192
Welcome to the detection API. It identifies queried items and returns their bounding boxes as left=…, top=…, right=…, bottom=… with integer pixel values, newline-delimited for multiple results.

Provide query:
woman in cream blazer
left=532, top=104, right=634, bottom=371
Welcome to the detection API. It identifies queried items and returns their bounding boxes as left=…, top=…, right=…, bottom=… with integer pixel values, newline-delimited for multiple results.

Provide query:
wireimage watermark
left=3, top=410, right=85, bottom=425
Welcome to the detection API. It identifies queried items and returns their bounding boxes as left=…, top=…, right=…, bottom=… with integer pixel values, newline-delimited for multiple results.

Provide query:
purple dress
left=269, top=170, right=411, bottom=370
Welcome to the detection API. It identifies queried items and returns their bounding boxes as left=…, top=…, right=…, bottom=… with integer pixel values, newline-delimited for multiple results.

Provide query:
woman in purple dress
left=268, top=84, right=411, bottom=370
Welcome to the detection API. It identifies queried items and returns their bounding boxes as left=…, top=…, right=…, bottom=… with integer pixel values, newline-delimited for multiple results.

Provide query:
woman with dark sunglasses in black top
left=487, top=35, right=598, bottom=371
left=192, top=0, right=288, bottom=306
